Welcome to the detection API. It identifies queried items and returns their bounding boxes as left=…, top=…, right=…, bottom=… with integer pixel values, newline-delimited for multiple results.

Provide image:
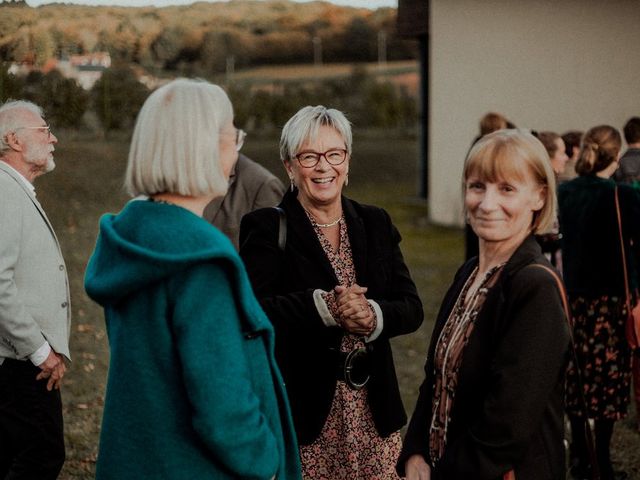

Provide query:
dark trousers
left=569, top=415, right=618, bottom=480
left=0, top=359, right=65, bottom=480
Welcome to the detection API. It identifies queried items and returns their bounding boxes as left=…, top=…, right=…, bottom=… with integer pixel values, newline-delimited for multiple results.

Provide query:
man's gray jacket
left=0, top=161, right=71, bottom=362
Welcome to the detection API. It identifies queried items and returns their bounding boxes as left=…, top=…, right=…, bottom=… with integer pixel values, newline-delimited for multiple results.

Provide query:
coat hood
left=85, top=199, right=239, bottom=306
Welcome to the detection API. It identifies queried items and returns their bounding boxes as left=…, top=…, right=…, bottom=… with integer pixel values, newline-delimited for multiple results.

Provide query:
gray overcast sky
left=26, top=0, right=396, bottom=9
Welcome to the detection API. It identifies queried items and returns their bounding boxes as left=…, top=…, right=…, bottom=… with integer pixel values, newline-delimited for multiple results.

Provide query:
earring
left=289, top=177, right=295, bottom=192
left=345, top=173, right=349, bottom=187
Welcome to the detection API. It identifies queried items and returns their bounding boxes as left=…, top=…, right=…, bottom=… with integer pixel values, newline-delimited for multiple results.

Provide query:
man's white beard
left=25, top=145, right=55, bottom=174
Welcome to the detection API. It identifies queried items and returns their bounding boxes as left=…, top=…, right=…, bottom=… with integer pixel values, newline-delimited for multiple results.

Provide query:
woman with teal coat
left=84, top=79, right=301, bottom=480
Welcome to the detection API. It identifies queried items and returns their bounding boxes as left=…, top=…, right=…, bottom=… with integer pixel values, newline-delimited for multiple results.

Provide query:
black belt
left=330, top=346, right=372, bottom=390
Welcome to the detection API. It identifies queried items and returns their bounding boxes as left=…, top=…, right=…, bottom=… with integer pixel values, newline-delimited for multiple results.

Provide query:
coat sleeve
left=169, top=263, right=280, bottom=480
left=0, top=187, right=47, bottom=359
left=435, top=266, right=570, bottom=480
left=620, top=185, right=640, bottom=286
left=239, top=209, right=330, bottom=336
left=369, top=211, right=423, bottom=340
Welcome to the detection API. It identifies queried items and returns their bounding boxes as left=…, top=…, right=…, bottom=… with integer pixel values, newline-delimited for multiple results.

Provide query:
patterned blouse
left=429, top=263, right=505, bottom=464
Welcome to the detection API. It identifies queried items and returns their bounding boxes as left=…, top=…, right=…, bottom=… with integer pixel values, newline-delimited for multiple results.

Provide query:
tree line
left=0, top=1, right=416, bottom=75
left=0, top=64, right=417, bottom=133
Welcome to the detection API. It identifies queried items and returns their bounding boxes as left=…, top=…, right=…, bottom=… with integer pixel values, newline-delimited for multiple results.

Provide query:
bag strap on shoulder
left=273, top=206, right=286, bottom=252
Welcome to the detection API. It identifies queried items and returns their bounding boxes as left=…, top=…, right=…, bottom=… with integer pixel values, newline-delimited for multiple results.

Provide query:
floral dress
left=299, top=214, right=402, bottom=480
left=565, top=295, right=632, bottom=419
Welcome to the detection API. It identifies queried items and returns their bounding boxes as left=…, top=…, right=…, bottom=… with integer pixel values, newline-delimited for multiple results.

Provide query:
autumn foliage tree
left=91, top=66, right=148, bottom=132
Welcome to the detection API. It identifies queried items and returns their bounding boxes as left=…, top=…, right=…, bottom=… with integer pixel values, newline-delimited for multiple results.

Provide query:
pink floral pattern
left=301, top=214, right=401, bottom=480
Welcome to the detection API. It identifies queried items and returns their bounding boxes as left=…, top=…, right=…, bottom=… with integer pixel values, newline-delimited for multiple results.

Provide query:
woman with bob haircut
left=239, top=105, right=423, bottom=479
left=398, top=129, right=570, bottom=480
left=559, top=125, right=640, bottom=480
left=84, top=78, right=301, bottom=480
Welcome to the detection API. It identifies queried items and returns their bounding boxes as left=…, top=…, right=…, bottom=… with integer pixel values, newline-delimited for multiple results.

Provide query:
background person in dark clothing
left=559, top=125, right=640, bottom=480
left=614, top=117, right=640, bottom=186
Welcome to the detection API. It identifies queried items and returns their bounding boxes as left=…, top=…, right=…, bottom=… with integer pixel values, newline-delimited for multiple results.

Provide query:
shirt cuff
left=29, top=341, right=51, bottom=366
left=313, top=289, right=339, bottom=327
left=365, top=300, right=384, bottom=343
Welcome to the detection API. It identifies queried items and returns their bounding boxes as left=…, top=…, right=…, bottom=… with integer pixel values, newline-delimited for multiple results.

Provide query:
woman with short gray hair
left=85, top=78, right=301, bottom=480
left=240, top=105, right=423, bottom=479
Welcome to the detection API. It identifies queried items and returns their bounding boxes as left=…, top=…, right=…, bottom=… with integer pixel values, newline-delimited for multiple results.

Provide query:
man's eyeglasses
left=294, top=148, right=348, bottom=168
left=235, top=128, right=246, bottom=152
left=221, top=128, right=246, bottom=152
left=15, top=125, right=52, bottom=139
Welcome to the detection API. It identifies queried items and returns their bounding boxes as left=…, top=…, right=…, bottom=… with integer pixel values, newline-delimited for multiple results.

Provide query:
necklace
left=304, top=209, right=343, bottom=228
left=149, top=196, right=177, bottom=206
left=314, top=216, right=342, bottom=228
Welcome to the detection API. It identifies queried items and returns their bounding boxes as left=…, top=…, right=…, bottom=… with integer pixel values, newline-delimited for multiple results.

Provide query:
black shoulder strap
left=273, top=206, right=286, bottom=252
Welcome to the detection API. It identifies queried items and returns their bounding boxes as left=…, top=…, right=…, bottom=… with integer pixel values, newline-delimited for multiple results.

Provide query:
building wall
left=429, top=0, right=640, bottom=226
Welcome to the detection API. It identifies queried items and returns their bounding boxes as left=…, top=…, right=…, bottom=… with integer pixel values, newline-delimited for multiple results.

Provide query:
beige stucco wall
left=429, top=0, right=640, bottom=226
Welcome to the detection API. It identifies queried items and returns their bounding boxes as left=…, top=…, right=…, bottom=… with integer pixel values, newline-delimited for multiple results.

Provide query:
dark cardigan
left=398, top=236, right=570, bottom=480
left=239, top=190, right=424, bottom=445
left=558, top=175, right=640, bottom=295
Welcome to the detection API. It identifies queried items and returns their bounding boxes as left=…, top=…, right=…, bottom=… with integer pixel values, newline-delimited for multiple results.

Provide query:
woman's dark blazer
left=397, top=236, right=570, bottom=480
left=239, top=189, right=424, bottom=445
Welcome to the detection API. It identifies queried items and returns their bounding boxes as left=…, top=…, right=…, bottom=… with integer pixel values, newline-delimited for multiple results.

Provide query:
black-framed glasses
left=294, top=148, right=348, bottom=168
left=15, top=125, right=52, bottom=139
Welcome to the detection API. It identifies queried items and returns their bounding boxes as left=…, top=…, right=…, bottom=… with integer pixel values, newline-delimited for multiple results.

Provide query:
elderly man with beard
left=0, top=100, right=71, bottom=479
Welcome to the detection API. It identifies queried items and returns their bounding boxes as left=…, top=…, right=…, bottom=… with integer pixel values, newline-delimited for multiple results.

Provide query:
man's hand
left=36, top=350, right=66, bottom=391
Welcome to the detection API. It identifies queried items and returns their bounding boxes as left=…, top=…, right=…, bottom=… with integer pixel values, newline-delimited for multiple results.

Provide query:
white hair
left=279, top=105, right=352, bottom=163
left=124, top=78, right=233, bottom=197
left=0, top=100, right=44, bottom=156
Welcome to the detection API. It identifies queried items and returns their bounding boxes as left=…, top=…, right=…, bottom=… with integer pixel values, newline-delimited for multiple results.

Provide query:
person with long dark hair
left=559, top=125, right=640, bottom=480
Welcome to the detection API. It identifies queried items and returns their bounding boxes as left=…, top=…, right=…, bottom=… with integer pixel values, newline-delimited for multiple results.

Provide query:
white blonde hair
left=0, top=100, right=44, bottom=156
left=125, top=78, right=232, bottom=197
left=279, top=105, right=352, bottom=163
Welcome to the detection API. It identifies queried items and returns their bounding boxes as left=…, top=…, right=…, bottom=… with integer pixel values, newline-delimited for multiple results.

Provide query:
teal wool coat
left=84, top=199, right=301, bottom=480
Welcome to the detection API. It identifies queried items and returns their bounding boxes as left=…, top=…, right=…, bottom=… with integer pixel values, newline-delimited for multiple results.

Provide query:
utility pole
left=377, top=31, right=387, bottom=66
left=225, top=55, right=235, bottom=83
left=312, top=36, right=322, bottom=67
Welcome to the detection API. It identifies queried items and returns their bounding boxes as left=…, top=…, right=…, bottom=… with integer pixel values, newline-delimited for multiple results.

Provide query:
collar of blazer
left=0, top=161, right=61, bottom=247
left=279, top=189, right=369, bottom=288
left=458, top=234, right=544, bottom=286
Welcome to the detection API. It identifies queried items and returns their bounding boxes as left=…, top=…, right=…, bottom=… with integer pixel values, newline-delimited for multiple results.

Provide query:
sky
left=26, top=0, right=396, bottom=9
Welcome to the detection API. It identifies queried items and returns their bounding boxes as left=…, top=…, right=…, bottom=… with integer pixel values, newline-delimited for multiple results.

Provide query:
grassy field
left=34, top=132, right=639, bottom=479
left=227, top=60, right=419, bottom=95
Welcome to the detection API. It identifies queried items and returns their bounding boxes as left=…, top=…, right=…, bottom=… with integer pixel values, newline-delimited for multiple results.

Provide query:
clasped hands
left=36, top=350, right=66, bottom=391
left=334, top=283, right=375, bottom=336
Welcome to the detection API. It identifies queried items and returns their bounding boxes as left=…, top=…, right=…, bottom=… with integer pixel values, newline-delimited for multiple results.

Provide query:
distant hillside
left=0, top=0, right=415, bottom=74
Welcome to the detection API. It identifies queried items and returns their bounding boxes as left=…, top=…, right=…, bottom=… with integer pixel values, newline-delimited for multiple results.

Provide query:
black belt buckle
left=341, top=347, right=371, bottom=390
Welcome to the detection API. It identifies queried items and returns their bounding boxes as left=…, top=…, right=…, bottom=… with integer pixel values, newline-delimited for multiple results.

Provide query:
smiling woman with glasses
left=239, top=105, right=423, bottom=479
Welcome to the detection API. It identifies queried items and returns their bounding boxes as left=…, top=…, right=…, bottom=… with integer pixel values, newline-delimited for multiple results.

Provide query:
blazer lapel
left=0, top=163, right=61, bottom=245
left=282, top=191, right=338, bottom=284
left=342, top=197, right=368, bottom=286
